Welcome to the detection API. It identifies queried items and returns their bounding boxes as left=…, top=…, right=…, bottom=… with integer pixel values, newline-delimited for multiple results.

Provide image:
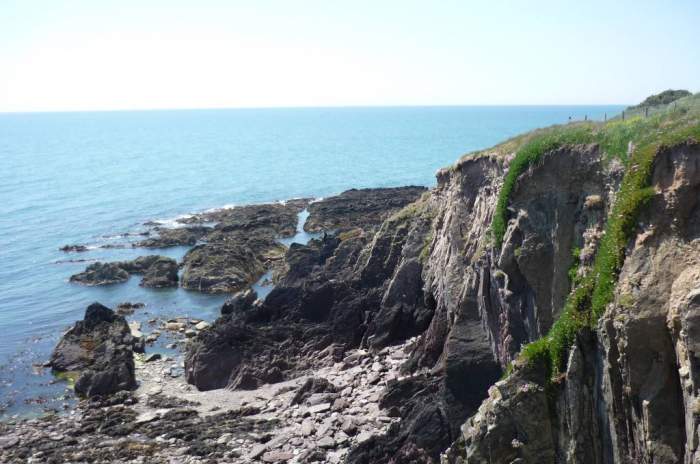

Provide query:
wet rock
left=134, top=226, right=211, bottom=248
left=69, top=262, right=129, bottom=286
left=179, top=202, right=309, bottom=294
left=59, top=244, right=88, bottom=252
left=165, top=322, right=187, bottom=331
left=194, top=321, right=210, bottom=331
left=69, top=256, right=178, bottom=288
left=49, top=302, right=137, bottom=397
left=115, top=302, right=144, bottom=315
left=138, top=256, right=179, bottom=288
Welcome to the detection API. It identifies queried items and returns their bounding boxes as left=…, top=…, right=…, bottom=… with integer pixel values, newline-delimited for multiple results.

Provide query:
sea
left=0, top=105, right=624, bottom=418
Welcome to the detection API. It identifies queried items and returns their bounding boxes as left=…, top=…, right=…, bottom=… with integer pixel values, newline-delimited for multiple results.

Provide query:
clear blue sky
left=1, top=0, right=698, bottom=112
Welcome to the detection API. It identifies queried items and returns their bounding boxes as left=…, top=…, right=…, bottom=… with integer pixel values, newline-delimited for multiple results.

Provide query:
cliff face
left=444, top=140, right=700, bottom=464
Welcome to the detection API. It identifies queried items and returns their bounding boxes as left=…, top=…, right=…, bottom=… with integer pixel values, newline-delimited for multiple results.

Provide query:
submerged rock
left=59, top=244, right=89, bottom=252
left=115, top=301, right=145, bottom=315
left=49, top=302, right=137, bottom=397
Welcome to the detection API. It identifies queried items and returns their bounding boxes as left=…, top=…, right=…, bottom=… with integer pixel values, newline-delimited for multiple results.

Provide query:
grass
left=491, top=124, right=596, bottom=248
left=567, top=247, right=582, bottom=284
left=505, top=93, right=700, bottom=377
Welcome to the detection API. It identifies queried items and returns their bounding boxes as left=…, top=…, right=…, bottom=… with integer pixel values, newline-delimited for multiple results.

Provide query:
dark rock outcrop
left=69, top=256, right=178, bottom=288
left=221, top=289, right=258, bottom=316
left=115, top=302, right=145, bottom=315
left=69, top=262, right=130, bottom=285
left=179, top=202, right=308, bottom=293
left=49, top=303, right=137, bottom=397
left=185, top=192, right=442, bottom=450
left=138, top=256, right=179, bottom=288
left=304, top=186, right=427, bottom=232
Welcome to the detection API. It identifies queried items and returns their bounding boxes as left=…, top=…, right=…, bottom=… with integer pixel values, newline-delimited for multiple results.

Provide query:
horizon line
left=0, top=102, right=631, bottom=115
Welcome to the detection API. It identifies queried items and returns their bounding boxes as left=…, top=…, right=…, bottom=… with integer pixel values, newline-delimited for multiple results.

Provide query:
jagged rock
left=139, top=256, right=179, bottom=288
left=221, top=289, right=258, bottom=316
left=69, top=256, right=178, bottom=287
left=49, top=303, right=137, bottom=397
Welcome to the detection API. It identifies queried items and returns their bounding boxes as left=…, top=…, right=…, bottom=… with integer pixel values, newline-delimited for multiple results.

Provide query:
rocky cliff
left=185, top=94, right=700, bottom=463
left=437, top=97, right=700, bottom=463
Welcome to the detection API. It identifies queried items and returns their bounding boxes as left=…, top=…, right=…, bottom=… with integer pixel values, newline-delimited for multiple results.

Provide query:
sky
left=0, top=0, right=698, bottom=112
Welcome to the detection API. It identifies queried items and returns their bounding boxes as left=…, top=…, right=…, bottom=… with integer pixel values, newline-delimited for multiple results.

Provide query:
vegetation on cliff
left=489, top=92, right=700, bottom=375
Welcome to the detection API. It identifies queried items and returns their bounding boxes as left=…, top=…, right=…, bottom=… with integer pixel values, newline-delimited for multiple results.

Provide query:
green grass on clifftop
left=491, top=125, right=595, bottom=248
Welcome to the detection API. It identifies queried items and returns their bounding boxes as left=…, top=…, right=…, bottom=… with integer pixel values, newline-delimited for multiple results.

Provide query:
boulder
left=290, top=377, right=337, bottom=405
left=221, top=289, right=258, bottom=316
left=49, top=303, right=137, bottom=397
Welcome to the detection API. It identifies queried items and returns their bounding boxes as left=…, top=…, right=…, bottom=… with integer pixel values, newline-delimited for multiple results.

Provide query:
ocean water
left=0, top=105, right=624, bottom=418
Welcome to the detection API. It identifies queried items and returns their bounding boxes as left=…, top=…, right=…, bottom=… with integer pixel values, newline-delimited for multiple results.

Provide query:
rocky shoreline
left=1, top=330, right=415, bottom=463
left=3, top=186, right=430, bottom=463
left=6, top=94, right=699, bottom=464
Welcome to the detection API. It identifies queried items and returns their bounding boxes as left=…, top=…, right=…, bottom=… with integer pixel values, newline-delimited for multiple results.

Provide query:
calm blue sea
left=0, top=105, right=624, bottom=417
